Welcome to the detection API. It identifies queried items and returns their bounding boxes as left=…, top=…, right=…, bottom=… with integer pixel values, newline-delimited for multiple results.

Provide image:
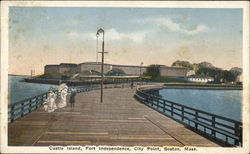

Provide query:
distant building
left=78, top=62, right=111, bottom=74
left=159, top=66, right=188, bottom=77
left=44, top=62, right=189, bottom=78
left=187, top=75, right=214, bottom=83
left=44, top=65, right=60, bottom=75
left=45, top=63, right=78, bottom=78
left=59, top=63, right=78, bottom=75
left=77, top=62, right=148, bottom=76
left=112, top=64, right=147, bottom=76
left=187, top=70, right=196, bottom=76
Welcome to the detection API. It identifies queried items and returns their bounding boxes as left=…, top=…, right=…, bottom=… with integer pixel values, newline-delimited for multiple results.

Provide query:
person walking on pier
left=57, top=83, right=69, bottom=108
left=43, top=88, right=57, bottom=112
left=70, top=87, right=77, bottom=108
left=130, top=82, right=134, bottom=89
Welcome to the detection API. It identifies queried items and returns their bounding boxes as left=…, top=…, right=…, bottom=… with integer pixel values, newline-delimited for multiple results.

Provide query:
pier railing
left=8, top=85, right=99, bottom=123
left=134, top=88, right=242, bottom=147
left=8, top=82, right=144, bottom=123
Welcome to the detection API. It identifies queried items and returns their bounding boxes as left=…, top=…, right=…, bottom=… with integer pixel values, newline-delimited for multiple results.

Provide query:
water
left=159, top=88, right=242, bottom=121
left=8, top=75, right=58, bottom=104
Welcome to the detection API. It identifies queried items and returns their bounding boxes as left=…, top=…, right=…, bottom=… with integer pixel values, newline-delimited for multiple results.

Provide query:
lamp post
left=140, top=62, right=143, bottom=85
left=96, top=34, right=99, bottom=62
left=96, top=28, right=105, bottom=103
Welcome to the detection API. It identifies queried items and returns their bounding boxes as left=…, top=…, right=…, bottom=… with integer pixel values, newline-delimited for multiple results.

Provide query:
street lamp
left=96, top=28, right=105, bottom=103
left=140, top=62, right=143, bottom=85
left=96, top=33, right=99, bottom=62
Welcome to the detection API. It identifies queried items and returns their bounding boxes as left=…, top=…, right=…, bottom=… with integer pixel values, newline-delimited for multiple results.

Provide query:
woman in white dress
left=57, top=83, right=69, bottom=108
left=43, top=89, right=57, bottom=112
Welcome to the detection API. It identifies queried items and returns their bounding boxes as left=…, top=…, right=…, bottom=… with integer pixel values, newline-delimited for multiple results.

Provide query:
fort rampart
left=45, top=62, right=188, bottom=77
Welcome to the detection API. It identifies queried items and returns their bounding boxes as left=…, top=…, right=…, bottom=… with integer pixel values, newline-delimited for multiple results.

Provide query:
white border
left=1, top=1, right=249, bottom=154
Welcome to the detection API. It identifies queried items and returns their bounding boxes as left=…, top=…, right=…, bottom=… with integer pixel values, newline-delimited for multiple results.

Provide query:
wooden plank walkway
left=8, top=86, right=219, bottom=147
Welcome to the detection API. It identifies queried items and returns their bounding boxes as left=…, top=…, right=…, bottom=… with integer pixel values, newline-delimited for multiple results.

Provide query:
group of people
left=43, top=83, right=77, bottom=112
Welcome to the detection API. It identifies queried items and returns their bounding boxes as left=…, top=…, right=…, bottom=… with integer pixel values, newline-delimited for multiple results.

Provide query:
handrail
left=8, top=85, right=99, bottom=123
left=8, top=82, right=142, bottom=123
left=134, top=87, right=242, bottom=147
left=141, top=89, right=242, bottom=125
left=8, top=91, right=50, bottom=108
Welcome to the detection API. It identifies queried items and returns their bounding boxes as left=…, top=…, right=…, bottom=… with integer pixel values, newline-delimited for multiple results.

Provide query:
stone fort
left=44, top=62, right=188, bottom=77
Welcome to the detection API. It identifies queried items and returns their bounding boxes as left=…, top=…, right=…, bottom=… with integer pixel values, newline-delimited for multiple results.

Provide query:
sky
left=9, top=7, right=243, bottom=75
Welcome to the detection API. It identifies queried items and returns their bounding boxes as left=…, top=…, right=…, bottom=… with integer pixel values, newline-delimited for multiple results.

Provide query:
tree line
left=144, top=61, right=242, bottom=83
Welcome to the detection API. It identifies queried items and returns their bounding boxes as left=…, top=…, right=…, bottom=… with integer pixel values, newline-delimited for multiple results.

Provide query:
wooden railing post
left=239, top=125, right=242, bottom=146
left=146, top=95, right=150, bottom=105
left=36, top=96, right=39, bottom=106
left=20, top=102, right=25, bottom=117
left=151, top=96, right=154, bottom=107
left=11, top=106, right=14, bottom=122
left=181, top=106, right=184, bottom=121
left=234, top=123, right=242, bottom=145
left=29, top=101, right=32, bottom=113
left=171, top=103, right=173, bottom=116
left=212, top=116, right=215, bottom=137
left=147, top=95, right=150, bottom=105
left=195, top=111, right=198, bottom=130
left=157, top=98, right=159, bottom=109
left=163, top=100, right=166, bottom=113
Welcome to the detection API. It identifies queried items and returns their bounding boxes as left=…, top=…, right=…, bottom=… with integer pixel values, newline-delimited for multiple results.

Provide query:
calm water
left=8, top=75, right=58, bottom=104
left=9, top=75, right=242, bottom=121
left=159, top=88, right=242, bottom=121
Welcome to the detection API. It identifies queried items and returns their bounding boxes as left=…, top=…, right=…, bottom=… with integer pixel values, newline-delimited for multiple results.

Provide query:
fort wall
left=45, top=62, right=187, bottom=77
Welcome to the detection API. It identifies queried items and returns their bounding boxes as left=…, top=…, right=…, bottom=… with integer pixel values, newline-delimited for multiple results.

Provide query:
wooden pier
left=8, top=86, right=219, bottom=147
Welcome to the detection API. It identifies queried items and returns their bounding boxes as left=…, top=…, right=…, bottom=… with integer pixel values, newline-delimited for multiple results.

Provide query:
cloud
left=133, top=17, right=208, bottom=35
left=65, top=29, right=146, bottom=42
left=90, top=28, right=146, bottom=42
left=65, top=31, right=93, bottom=41
left=64, top=31, right=82, bottom=40
left=67, top=31, right=78, bottom=37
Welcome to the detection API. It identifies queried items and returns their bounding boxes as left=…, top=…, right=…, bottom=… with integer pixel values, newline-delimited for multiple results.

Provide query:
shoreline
left=23, top=77, right=243, bottom=90
left=140, top=83, right=242, bottom=91
left=163, top=85, right=242, bottom=90
left=163, top=83, right=242, bottom=90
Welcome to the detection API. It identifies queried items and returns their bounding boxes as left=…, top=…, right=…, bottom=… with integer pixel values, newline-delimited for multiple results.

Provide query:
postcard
left=1, top=1, right=249, bottom=154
